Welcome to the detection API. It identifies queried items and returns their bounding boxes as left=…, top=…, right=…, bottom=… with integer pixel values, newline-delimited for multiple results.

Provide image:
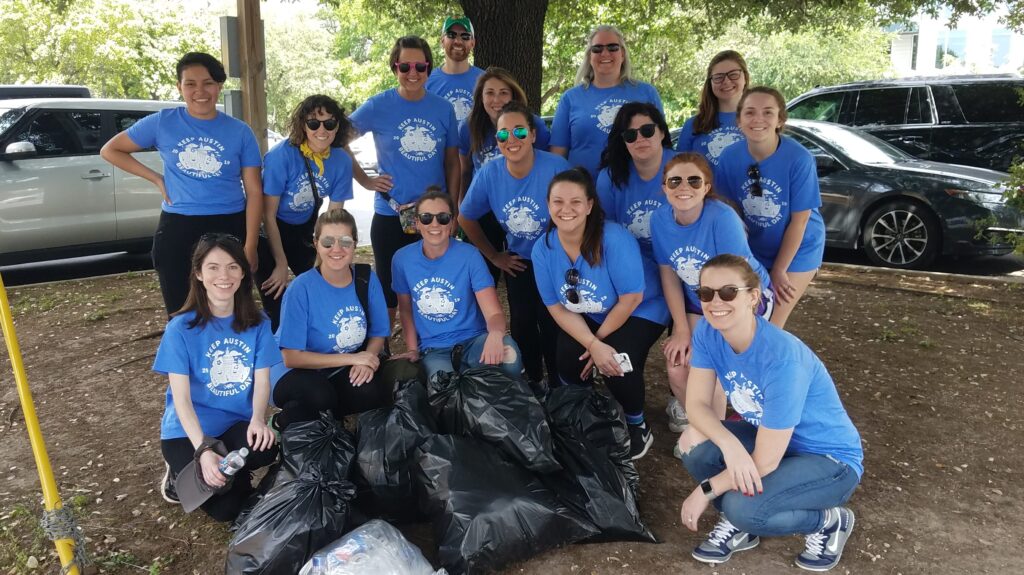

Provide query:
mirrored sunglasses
left=665, top=175, right=705, bottom=190
left=590, top=43, right=621, bottom=54
left=496, top=126, right=530, bottom=143
left=318, top=235, right=355, bottom=249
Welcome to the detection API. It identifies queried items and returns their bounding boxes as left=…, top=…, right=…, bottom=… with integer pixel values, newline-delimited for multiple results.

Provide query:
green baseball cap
left=442, top=16, right=474, bottom=36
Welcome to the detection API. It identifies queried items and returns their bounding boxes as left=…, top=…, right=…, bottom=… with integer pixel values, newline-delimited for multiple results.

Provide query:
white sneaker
left=665, top=398, right=688, bottom=433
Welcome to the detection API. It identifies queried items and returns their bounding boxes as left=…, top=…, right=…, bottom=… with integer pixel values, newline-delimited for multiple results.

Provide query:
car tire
left=861, top=200, right=940, bottom=270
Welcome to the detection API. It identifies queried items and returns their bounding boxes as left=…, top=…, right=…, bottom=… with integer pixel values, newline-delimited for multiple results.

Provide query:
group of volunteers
left=99, top=14, right=864, bottom=572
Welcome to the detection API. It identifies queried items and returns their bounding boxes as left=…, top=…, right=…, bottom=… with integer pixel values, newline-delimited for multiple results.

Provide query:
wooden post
left=236, top=0, right=268, bottom=155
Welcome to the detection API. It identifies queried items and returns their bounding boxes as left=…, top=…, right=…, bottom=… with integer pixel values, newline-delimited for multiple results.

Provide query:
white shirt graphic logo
left=626, top=208, right=654, bottom=240
left=504, top=204, right=543, bottom=238
left=594, top=103, right=622, bottom=133
left=564, top=288, right=606, bottom=313
left=289, top=180, right=316, bottom=212
left=333, top=315, right=367, bottom=353
left=724, top=370, right=764, bottom=424
left=207, top=349, right=252, bottom=396
left=415, top=285, right=459, bottom=322
left=397, top=121, right=439, bottom=161
left=451, top=97, right=473, bottom=122
left=674, top=255, right=703, bottom=286
left=706, top=130, right=742, bottom=160
left=742, top=193, right=782, bottom=220
left=176, top=142, right=225, bottom=178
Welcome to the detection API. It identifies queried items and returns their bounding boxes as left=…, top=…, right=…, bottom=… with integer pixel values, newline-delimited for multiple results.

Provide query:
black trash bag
left=543, top=385, right=657, bottom=543
left=224, top=463, right=357, bottom=575
left=277, top=412, right=359, bottom=486
left=416, top=435, right=598, bottom=575
left=353, top=379, right=436, bottom=523
left=427, top=366, right=559, bottom=473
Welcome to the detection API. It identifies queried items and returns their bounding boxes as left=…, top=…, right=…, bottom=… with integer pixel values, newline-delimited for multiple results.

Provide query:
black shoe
left=628, top=423, right=653, bottom=460
left=160, top=463, right=179, bottom=504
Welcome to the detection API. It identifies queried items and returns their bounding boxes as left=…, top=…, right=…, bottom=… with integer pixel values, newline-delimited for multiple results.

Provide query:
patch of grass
left=879, top=327, right=900, bottom=342
left=918, top=337, right=936, bottom=349
left=97, top=550, right=142, bottom=569
left=966, top=301, right=991, bottom=311
left=84, top=309, right=110, bottom=322
left=0, top=503, right=50, bottom=575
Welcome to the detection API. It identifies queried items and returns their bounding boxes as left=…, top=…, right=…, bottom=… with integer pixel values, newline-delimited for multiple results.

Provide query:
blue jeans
left=681, top=420, right=860, bottom=536
left=421, top=332, right=524, bottom=380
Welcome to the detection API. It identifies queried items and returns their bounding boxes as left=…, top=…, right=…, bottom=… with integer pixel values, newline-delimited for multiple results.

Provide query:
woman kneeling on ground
left=393, top=188, right=524, bottom=380
left=154, top=234, right=279, bottom=522
left=678, top=254, right=863, bottom=572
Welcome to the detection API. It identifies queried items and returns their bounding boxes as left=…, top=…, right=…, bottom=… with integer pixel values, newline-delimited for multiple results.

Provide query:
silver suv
left=0, top=98, right=181, bottom=265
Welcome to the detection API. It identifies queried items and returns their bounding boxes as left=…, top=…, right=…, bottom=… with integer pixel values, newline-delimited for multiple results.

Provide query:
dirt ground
left=1, top=261, right=1022, bottom=575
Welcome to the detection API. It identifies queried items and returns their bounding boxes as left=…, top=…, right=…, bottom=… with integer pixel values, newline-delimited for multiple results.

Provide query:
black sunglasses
left=665, top=175, right=705, bottom=190
left=565, top=267, right=581, bottom=305
left=622, top=123, right=657, bottom=143
left=396, top=61, right=429, bottom=74
left=695, top=285, right=755, bottom=303
left=590, top=43, right=621, bottom=54
left=417, top=212, right=453, bottom=225
left=445, top=30, right=472, bottom=41
left=747, top=164, right=763, bottom=197
left=305, top=118, right=339, bottom=131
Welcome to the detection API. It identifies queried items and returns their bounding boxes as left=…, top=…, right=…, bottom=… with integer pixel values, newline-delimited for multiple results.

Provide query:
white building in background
left=890, top=8, right=1024, bottom=76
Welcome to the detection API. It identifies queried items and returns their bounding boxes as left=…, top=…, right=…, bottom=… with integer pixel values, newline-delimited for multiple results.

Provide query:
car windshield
left=0, top=107, right=25, bottom=138
left=794, top=121, right=911, bottom=165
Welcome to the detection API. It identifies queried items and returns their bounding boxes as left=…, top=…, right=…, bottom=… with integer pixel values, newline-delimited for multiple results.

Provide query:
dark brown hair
left=738, top=86, right=788, bottom=134
left=176, top=52, right=227, bottom=83
left=389, top=36, right=434, bottom=74
left=693, top=50, right=750, bottom=135
left=468, top=67, right=530, bottom=158
left=415, top=185, right=455, bottom=213
left=287, top=94, right=353, bottom=149
left=699, top=253, right=762, bottom=294
left=600, top=102, right=672, bottom=188
left=177, top=234, right=261, bottom=332
left=544, top=167, right=605, bottom=267
left=313, top=208, right=358, bottom=267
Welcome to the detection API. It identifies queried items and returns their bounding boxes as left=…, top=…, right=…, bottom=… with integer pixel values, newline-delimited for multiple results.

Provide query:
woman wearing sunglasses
left=392, top=188, right=524, bottom=379
left=549, top=25, right=663, bottom=177
left=256, top=95, right=354, bottom=331
left=101, top=52, right=264, bottom=317
left=269, top=209, right=391, bottom=432
left=531, top=167, right=664, bottom=460
left=674, top=51, right=750, bottom=169
left=349, top=36, right=460, bottom=327
left=154, top=234, right=279, bottom=521
left=677, top=254, right=861, bottom=571
left=651, top=153, right=773, bottom=434
left=714, top=87, right=825, bottom=329
left=459, top=102, right=570, bottom=385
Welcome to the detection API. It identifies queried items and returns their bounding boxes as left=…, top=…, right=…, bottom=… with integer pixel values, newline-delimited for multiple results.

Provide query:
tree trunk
left=460, top=0, right=549, bottom=115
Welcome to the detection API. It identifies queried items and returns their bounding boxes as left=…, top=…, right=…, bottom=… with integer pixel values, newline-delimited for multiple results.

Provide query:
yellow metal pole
left=0, top=272, right=81, bottom=575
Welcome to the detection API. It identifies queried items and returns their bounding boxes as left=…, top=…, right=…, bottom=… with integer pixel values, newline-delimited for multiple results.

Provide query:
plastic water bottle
left=218, top=447, right=249, bottom=476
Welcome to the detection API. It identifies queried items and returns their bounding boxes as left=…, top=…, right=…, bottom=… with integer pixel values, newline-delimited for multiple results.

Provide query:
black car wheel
left=862, top=200, right=940, bottom=269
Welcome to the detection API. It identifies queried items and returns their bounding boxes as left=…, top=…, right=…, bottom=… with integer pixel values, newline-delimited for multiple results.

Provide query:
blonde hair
left=575, top=25, right=636, bottom=88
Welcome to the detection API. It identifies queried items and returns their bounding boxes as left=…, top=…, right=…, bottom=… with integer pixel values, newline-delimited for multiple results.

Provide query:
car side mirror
left=0, top=141, right=37, bottom=161
left=815, top=154, right=841, bottom=176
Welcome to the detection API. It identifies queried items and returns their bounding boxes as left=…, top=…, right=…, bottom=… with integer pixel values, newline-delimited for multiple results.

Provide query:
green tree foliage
left=0, top=0, right=213, bottom=100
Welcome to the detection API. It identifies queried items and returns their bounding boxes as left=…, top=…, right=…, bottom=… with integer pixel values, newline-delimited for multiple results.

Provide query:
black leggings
left=255, top=217, right=317, bottom=332
left=151, top=210, right=246, bottom=316
left=271, top=366, right=394, bottom=430
left=160, top=421, right=278, bottom=522
left=370, top=214, right=420, bottom=309
left=505, top=258, right=558, bottom=382
left=555, top=315, right=665, bottom=416
left=474, top=211, right=507, bottom=284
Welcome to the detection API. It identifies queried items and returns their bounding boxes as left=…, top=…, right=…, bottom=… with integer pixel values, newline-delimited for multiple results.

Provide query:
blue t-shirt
left=349, top=89, right=459, bottom=215
left=262, top=141, right=354, bottom=225
left=651, top=200, right=773, bottom=314
left=458, top=115, right=552, bottom=173
left=153, top=312, right=281, bottom=440
left=460, top=150, right=571, bottom=257
left=127, top=107, right=262, bottom=216
left=425, top=65, right=485, bottom=123
left=391, top=240, right=494, bottom=349
left=549, top=81, right=663, bottom=177
left=272, top=267, right=391, bottom=383
left=673, top=112, right=745, bottom=169
left=531, top=223, right=656, bottom=324
left=690, top=316, right=864, bottom=477
left=714, top=136, right=826, bottom=272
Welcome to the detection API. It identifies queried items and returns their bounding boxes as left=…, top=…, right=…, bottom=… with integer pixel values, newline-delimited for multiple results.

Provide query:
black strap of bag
left=302, top=157, right=325, bottom=220
left=352, top=263, right=391, bottom=356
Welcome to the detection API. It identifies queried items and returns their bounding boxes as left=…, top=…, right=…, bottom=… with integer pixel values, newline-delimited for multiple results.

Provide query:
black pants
left=370, top=214, right=420, bottom=309
left=473, top=212, right=507, bottom=284
left=505, top=258, right=559, bottom=382
left=555, top=315, right=665, bottom=416
left=255, top=217, right=317, bottom=332
left=151, top=210, right=246, bottom=316
left=271, top=366, right=394, bottom=430
left=160, top=421, right=278, bottom=522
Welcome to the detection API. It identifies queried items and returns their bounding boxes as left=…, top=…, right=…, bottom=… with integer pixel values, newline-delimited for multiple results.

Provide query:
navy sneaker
left=692, top=516, right=760, bottom=564
left=159, top=463, right=179, bottom=504
left=627, top=423, right=653, bottom=460
left=795, top=507, right=855, bottom=571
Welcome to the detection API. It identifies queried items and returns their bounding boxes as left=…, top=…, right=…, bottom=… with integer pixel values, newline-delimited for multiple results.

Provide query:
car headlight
left=944, top=188, right=1005, bottom=206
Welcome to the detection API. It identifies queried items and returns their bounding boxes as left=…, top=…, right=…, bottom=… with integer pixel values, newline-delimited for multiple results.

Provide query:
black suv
left=787, top=75, right=1024, bottom=172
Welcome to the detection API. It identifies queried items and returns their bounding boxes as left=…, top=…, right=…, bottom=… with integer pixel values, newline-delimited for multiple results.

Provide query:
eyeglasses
left=496, top=126, right=530, bottom=143
left=695, top=285, right=754, bottom=303
left=589, top=43, right=621, bottom=54
left=747, top=164, right=764, bottom=197
left=622, top=123, right=657, bottom=143
left=305, top=118, right=339, bottom=131
left=709, top=69, right=743, bottom=85
left=318, top=235, right=355, bottom=249
left=395, top=61, right=429, bottom=74
left=445, top=30, right=472, bottom=41
left=417, top=212, right=453, bottom=225
left=565, top=267, right=581, bottom=305
left=665, top=175, right=705, bottom=190
left=199, top=232, right=241, bottom=244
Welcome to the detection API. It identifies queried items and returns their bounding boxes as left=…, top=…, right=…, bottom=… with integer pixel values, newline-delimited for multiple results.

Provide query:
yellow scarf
left=299, top=142, right=330, bottom=177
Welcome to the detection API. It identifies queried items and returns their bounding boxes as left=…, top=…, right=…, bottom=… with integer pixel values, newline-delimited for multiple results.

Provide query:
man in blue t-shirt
left=425, top=16, right=484, bottom=123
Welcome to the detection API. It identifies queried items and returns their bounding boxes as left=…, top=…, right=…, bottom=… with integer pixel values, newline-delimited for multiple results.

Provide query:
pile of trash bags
left=225, top=364, right=656, bottom=575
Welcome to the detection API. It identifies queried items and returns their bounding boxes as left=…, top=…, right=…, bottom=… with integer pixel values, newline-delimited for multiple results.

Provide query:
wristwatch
left=700, top=478, right=717, bottom=501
